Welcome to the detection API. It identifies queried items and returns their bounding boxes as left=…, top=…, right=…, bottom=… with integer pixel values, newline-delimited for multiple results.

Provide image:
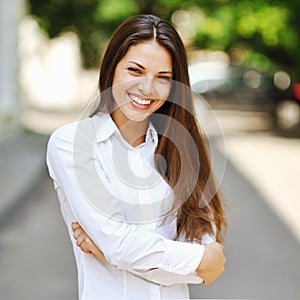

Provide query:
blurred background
left=0, top=0, right=299, bottom=299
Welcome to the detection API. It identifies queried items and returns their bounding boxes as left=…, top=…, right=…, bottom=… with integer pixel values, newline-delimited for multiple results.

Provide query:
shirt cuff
left=161, top=239, right=205, bottom=275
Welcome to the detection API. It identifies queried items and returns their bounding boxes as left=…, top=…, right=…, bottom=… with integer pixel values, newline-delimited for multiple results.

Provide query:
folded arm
left=72, top=221, right=224, bottom=285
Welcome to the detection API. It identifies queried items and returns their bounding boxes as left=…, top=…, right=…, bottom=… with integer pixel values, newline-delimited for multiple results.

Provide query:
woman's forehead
left=121, top=41, right=173, bottom=70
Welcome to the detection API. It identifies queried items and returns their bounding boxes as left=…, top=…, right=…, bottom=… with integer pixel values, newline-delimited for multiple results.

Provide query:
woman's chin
left=125, top=111, right=151, bottom=123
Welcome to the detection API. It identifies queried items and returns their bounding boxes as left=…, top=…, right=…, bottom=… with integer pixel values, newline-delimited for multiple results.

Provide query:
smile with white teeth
left=129, top=94, right=152, bottom=105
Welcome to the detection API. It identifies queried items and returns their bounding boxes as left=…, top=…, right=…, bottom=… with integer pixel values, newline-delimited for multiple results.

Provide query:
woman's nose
left=138, top=77, right=155, bottom=95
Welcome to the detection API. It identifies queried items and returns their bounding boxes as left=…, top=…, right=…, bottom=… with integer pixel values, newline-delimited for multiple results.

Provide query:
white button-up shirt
left=46, top=112, right=214, bottom=300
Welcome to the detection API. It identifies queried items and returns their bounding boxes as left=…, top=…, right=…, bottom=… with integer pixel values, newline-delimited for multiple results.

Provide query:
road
left=0, top=169, right=77, bottom=300
left=190, top=134, right=300, bottom=300
left=0, top=131, right=299, bottom=300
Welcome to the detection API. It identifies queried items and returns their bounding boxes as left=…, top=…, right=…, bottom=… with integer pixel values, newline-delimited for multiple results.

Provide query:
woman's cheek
left=117, top=71, right=136, bottom=86
left=156, top=82, right=172, bottom=101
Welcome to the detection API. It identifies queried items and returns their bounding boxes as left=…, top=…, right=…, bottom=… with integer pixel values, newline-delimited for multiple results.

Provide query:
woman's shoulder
left=48, top=117, right=94, bottom=148
left=48, top=120, right=81, bottom=145
left=47, top=113, right=107, bottom=150
left=49, top=114, right=103, bottom=141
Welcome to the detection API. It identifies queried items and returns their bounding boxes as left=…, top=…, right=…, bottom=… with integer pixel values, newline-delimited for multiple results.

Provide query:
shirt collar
left=145, top=121, right=158, bottom=147
left=94, top=112, right=119, bottom=143
left=94, top=112, right=158, bottom=148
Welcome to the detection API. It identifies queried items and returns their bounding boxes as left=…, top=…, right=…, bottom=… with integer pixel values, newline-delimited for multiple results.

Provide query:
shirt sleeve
left=46, top=123, right=205, bottom=280
left=129, top=233, right=216, bottom=286
left=129, top=268, right=202, bottom=285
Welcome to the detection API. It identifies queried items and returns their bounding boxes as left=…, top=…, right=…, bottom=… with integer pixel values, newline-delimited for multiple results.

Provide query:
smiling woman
left=46, top=14, right=227, bottom=300
left=111, top=41, right=172, bottom=126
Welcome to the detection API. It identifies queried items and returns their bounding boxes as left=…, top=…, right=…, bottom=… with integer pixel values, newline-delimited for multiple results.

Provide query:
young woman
left=47, top=14, right=227, bottom=300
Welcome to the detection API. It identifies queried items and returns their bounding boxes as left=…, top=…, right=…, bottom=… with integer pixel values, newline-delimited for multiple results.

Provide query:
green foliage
left=94, top=0, right=138, bottom=22
left=191, top=1, right=299, bottom=77
left=27, top=0, right=300, bottom=78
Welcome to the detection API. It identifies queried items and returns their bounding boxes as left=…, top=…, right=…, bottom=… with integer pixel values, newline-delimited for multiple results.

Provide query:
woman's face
left=111, top=41, right=173, bottom=125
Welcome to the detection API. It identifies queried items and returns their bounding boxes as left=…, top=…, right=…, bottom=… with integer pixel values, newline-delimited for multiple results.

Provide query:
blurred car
left=189, top=62, right=300, bottom=136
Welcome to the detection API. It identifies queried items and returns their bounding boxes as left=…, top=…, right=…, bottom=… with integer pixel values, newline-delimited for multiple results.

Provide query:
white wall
left=0, top=0, right=25, bottom=121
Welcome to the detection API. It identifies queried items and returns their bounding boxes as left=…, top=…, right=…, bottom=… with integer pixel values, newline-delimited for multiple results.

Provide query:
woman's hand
left=196, top=242, right=226, bottom=285
left=71, top=222, right=106, bottom=262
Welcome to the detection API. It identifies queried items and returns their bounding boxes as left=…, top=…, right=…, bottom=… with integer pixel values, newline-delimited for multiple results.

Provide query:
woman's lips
left=128, top=93, right=153, bottom=109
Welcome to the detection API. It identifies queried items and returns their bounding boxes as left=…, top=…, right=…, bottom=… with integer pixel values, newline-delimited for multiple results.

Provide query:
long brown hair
left=91, top=15, right=227, bottom=243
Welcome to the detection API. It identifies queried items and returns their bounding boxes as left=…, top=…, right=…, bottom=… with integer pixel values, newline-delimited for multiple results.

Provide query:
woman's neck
left=111, top=110, right=148, bottom=147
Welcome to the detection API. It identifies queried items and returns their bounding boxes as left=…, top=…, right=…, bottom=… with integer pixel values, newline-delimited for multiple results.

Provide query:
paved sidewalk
left=0, top=130, right=49, bottom=222
left=225, top=133, right=300, bottom=244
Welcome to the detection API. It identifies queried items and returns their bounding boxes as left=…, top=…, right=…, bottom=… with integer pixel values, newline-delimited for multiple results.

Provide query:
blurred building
left=0, top=0, right=25, bottom=131
left=0, top=0, right=97, bottom=135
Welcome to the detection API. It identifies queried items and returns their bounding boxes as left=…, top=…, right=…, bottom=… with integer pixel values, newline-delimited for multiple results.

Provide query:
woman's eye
left=128, top=67, right=142, bottom=74
left=158, top=76, right=171, bottom=82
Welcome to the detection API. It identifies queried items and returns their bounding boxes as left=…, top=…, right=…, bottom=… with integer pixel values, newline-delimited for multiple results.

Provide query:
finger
left=76, top=235, right=86, bottom=247
left=71, top=222, right=81, bottom=230
left=93, top=249, right=106, bottom=261
left=80, top=239, right=93, bottom=253
left=73, top=228, right=84, bottom=239
left=77, top=237, right=94, bottom=253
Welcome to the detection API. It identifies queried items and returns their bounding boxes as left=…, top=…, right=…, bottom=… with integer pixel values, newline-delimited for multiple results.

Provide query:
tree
left=27, top=0, right=300, bottom=78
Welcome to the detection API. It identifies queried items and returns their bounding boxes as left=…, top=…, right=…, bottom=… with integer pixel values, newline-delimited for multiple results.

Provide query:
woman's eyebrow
left=158, top=71, right=172, bottom=74
left=127, top=61, right=172, bottom=74
left=128, top=61, right=145, bottom=69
